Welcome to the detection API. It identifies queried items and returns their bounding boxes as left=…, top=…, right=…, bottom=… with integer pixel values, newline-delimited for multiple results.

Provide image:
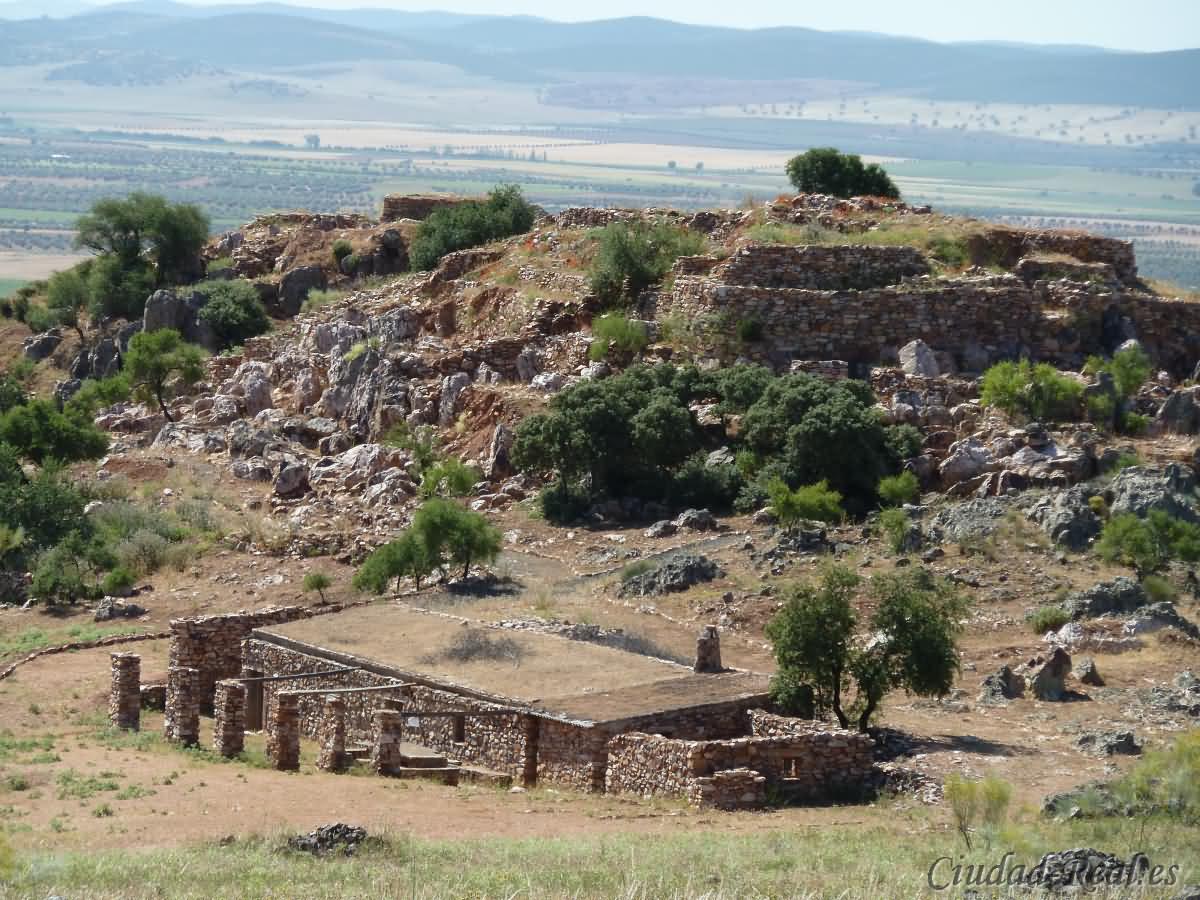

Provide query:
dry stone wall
left=689, top=768, right=767, bottom=810
left=164, top=666, right=199, bottom=746
left=212, top=680, right=246, bottom=758
left=709, top=243, right=930, bottom=290
left=605, top=720, right=874, bottom=806
left=316, top=695, right=349, bottom=772
left=169, top=607, right=312, bottom=713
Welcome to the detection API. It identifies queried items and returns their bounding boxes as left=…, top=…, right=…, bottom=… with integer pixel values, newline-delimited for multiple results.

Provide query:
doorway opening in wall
left=245, top=671, right=264, bottom=731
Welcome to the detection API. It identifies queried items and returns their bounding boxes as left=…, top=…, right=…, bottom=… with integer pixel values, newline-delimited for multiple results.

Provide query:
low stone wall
left=169, top=607, right=312, bottom=713
left=689, top=768, right=767, bottom=810
left=711, top=243, right=930, bottom=290
left=615, top=695, right=766, bottom=741
left=536, top=719, right=608, bottom=792
left=605, top=722, right=874, bottom=806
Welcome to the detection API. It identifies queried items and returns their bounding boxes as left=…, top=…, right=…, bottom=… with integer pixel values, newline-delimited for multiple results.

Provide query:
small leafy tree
left=412, top=498, right=502, bottom=579
left=123, top=329, right=205, bottom=422
left=76, top=192, right=210, bottom=287
left=1086, top=344, right=1152, bottom=400
left=45, top=267, right=90, bottom=344
left=302, top=571, right=332, bottom=603
left=353, top=532, right=436, bottom=594
left=785, top=148, right=899, bottom=199
left=766, top=565, right=966, bottom=732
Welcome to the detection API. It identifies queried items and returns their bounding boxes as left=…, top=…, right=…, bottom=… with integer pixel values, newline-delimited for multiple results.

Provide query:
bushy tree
left=45, top=267, right=91, bottom=343
left=785, top=148, right=900, bottom=199
left=412, top=498, right=501, bottom=579
left=353, top=532, right=435, bottom=594
left=0, top=446, right=88, bottom=562
left=588, top=221, right=705, bottom=307
left=85, top=253, right=155, bottom=320
left=0, top=398, right=108, bottom=464
left=409, top=184, right=536, bottom=271
left=767, top=478, right=843, bottom=530
left=124, top=329, right=205, bottom=422
left=302, top=571, right=332, bottom=603
left=76, top=192, right=209, bottom=286
left=767, top=565, right=966, bottom=731
left=196, top=280, right=270, bottom=350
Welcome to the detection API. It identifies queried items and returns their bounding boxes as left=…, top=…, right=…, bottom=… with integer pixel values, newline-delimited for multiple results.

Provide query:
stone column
left=165, top=665, right=200, bottom=746
left=694, top=625, right=723, bottom=673
left=109, top=653, right=141, bottom=731
left=316, top=695, right=348, bottom=773
left=371, top=709, right=404, bottom=776
left=266, top=690, right=300, bottom=771
left=212, top=680, right=246, bottom=758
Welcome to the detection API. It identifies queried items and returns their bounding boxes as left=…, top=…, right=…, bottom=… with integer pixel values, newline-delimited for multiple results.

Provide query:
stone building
left=152, top=605, right=875, bottom=808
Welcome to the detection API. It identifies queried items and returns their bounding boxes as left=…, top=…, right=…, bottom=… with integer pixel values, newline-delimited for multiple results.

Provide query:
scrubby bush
left=736, top=318, right=764, bottom=343
left=331, top=239, right=354, bottom=264
left=878, top=471, right=920, bottom=507
left=1142, top=574, right=1177, bottom=604
left=588, top=313, right=648, bottom=361
left=115, top=529, right=170, bottom=575
left=1096, top=510, right=1200, bottom=576
left=419, top=458, right=479, bottom=499
left=100, top=566, right=136, bottom=596
left=979, top=360, right=1083, bottom=422
left=879, top=507, right=911, bottom=554
left=409, top=185, right=536, bottom=271
left=1026, top=605, right=1071, bottom=634
left=768, top=478, right=843, bottom=530
left=588, top=221, right=705, bottom=307
left=944, top=774, right=1013, bottom=850
left=0, top=399, right=108, bottom=465
left=785, top=148, right=900, bottom=199
left=1086, top=344, right=1152, bottom=399
left=196, top=280, right=270, bottom=350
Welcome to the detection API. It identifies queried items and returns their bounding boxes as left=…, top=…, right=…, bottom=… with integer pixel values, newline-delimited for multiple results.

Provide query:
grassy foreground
left=2, top=814, right=1197, bottom=899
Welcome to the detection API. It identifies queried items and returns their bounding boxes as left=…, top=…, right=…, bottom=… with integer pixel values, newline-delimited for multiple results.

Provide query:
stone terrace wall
left=711, top=243, right=930, bottom=290
left=169, top=608, right=312, bottom=713
left=381, top=195, right=471, bottom=223
left=976, top=226, right=1137, bottom=283
left=665, top=274, right=1035, bottom=368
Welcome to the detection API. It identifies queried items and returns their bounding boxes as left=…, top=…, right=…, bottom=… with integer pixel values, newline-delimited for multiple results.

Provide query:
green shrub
left=382, top=422, right=440, bottom=474
left=196, top=280, right=270, bottom=350
left=620, top=560, right=655, bottom=582
left=536, top=481, right=591, bottom=524
left=331, top=239, right=354, bottom=264
left=927, top=236, right=969, bottom=268
left=1120, top=411, right=1150, bottom=435
left=1086, top=345, right=1152, bottom=399
left=879, top=507, right=911, bottom=554
left=1142, top=574, right=1177, bottom=604
left=884, top=424, right=924, bottom=461
left=0, top=398, right=108, bottom=465
left=1088, top=495, right=1109, bottom=518
left=768, top=478, right=843, bottom=530
left=944, top=773, right=1012, bottom=849
left=785, top=148, right=899, bottom=199
left=409, top=184, right=536, bottom=271
left=588, top=221, right=705, bottom=307
left=1085, top=392, right=1116, bottom=427
left=668, top=453, right=742, bottom=512
left=1026, top=605, right=1071, bottom=634
left=589, top=313, right=649, bottom=360
left=979, top=360, right=1083, bottom=422
left=419, top=459, right=479, bottom=499
left=877, top=471, right=919, bottom=507
left=115, top=529, right=170, bottom=575
left=207, top=256, right=233, bottom=274
left=1096, top=510, right=1200, bottom=576
left=100, top=566, right=136, bottom=596
left=301, top=289, right=346, bottom=314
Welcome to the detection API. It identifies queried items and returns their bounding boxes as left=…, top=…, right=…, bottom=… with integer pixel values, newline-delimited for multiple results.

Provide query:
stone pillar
left=316, top=695, right=348, bottom=773
left=212, top=680, right=246, bottom=758
left=109, top=653, right=141, bottom=731
left=165, top=665, right=200, bottom=746
left=266, top=690, right=300, bottom=771
left=371, top=709, right=404, bottom=776
left=694, top=625, right=723, bottom=673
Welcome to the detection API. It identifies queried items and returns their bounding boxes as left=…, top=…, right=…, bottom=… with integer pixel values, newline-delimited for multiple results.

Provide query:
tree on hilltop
left=785, top=148, right=900, bottom=199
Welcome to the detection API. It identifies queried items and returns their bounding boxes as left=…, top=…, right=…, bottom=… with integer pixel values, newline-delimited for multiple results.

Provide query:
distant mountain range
left=0, top=1, right=1196, bottom=108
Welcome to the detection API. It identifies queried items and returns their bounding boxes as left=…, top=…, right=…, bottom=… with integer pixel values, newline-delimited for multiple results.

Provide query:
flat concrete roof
left=254, top=604, right=769, bottom=726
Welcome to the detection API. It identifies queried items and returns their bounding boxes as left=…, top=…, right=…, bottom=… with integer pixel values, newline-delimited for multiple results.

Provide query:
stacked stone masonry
left=371, top=710, right=405, bottom=775
left=689, top=768, right=767, bottom=810
left=212, top=680, right=246, bottom=758
left=660, top=242, right=1199, bottom=375
left=604, top=718, right=874, bottom=805
left=164, top=666, right=200, bottom=746
left=266, top=691, right=301, bottom=771
left=316, top=695, right=349, bottom=772
left=109, top=653, right=141, bottom=731
left=169, top=607, right=312, bottom=714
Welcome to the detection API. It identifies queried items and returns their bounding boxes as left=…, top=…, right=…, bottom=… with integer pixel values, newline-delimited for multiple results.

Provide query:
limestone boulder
left=899, top=339, right=939, bottom=377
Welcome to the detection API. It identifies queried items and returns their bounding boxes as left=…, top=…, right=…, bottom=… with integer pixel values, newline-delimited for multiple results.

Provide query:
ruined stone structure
left=380, top=194, right=471, bottom=223
left=164, top=666, right=200, bottom=746
left=316, top=695, right=348, bottom=773
left=212, top=680, right=246, bottom=758
left=266, top=691, right=300, bottom=771
left=659, top=242, right=1200, bottom=376
left=109, top=653, right=141, bottom=731
left=167, top=607, right=311, bottom=713
left=159, top=605, right=877, bottom=808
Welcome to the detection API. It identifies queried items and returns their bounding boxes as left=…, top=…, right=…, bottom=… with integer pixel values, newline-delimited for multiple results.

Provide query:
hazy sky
left=159, top=0, right=1199, bottom=51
